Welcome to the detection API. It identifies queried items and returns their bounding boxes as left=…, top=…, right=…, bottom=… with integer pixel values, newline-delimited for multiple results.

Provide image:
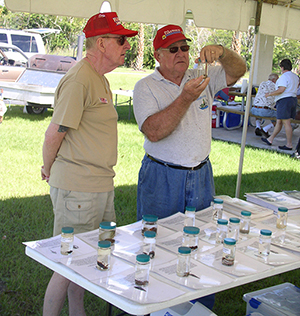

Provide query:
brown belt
left=146, top=153, right=209, bottom=170
left=253, top=105, right=271, bottom=110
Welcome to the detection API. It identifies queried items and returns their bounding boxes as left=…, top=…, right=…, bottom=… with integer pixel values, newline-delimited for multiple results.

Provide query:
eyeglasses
left=160, top=45, right=190, bottom=54
left=101, top=35, right=127, bottom=46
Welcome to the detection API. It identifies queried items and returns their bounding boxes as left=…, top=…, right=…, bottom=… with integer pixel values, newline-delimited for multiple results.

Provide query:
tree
left=135, top=23, right=144, bottom=70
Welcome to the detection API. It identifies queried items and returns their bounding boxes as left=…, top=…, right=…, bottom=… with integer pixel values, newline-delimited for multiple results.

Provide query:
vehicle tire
left=26, top=103, right=48, bottom=115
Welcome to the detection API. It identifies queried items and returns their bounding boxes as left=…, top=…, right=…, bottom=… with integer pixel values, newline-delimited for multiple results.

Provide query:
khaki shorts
left=50, top=187, right=116, bottom=236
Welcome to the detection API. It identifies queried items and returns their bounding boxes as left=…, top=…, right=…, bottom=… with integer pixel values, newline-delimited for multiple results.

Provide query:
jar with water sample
left=143, top=230, right=156, bottom=259
left=176, top=246, right=191, bottom=277
left=142, top=214, right=158, bottom=236
left=182, top=226, right=200, bottom=251
left=239, top=211, right=251, bottom=234
left=258, top=229, right=272, bottom=256
left=276, top=207, right=288, bottom=229
left=99, top=221, right=116, bottom=244
left=227, top=217, right=240, bottom=241
left=184, top=206, right=196, bottom=227
left=61, top=226, right=74, bottom=255
left=97, top=240, right=111, bottom=270
left=212, top=198, right=223, bottom=221
left=222, top=238, right=236, bottom=266
left=135, top=254, right=150, bottom=287
left=216, top=219, right=228, bottom=244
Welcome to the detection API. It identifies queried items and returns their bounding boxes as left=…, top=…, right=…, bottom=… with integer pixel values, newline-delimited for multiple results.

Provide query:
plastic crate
left=243, top=283, right=300, bottom=316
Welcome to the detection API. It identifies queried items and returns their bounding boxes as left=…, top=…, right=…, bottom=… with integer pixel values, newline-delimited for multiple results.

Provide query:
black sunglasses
left=160, top=45, right=190, bottom=54
left=101, top=35, right=127, bottom=46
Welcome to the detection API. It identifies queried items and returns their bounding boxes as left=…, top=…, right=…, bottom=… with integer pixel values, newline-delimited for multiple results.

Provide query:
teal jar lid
left=144, top=231, right=156, bottom=238
left=278, top=207, right=288, bottom=213
left=185, top=206, right=196, bottom=212
left=260, top=229, right=272, bottom=236
left=99, top=221, right=116, bottom=230
left=61, top=226, right=74, bottom=234
left=224, top=238, right=236, bottom=245
left=183, top=226, right=200, bottom=234
left=229, top=217, right=240, bottom=224
left=178, top=246, right=192, bottom=254
left=98, top=240, right=111, bottom=248
left=214, top=198, right=223, bottom=204
left=142, top=214, right=158, bottom=222
left=217, top=219, right=228, bottom=225
left=241, top=210, right=251, bottom=217
left=136, top=253, right=150, bottom=263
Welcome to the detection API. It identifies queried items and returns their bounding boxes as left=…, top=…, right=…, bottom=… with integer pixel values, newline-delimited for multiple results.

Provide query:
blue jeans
left=137, top=154, right=215, bottom=221
left=250, top=107, right=276, bottom=121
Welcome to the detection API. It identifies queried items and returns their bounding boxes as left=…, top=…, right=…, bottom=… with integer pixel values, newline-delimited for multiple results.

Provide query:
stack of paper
left=245, top=191, right=300, bottom=214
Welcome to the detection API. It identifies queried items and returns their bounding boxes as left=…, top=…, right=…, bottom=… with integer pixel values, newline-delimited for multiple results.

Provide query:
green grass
left=0, top=69, right=299, bottom=315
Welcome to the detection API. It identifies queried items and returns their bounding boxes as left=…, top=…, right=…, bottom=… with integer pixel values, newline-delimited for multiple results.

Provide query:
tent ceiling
left=4, top=0, right=300, bottom=40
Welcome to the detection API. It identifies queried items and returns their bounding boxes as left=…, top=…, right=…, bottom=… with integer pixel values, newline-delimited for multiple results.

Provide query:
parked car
left=0, top=43, right=28, bottom=82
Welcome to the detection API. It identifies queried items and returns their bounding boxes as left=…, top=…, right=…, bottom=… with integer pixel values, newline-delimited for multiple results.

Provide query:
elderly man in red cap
left=133, top=26, right=245, bottom=308
left=41, top=12, right=137, bottom=316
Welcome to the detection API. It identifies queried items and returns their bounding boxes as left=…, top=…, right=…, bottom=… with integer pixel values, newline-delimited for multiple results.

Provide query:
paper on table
left=237, top=238, right=300, bottom=266
left=153, top=258, right=234, bottom=290
left=156, top=230, right=215, bottom=255
left=23, top=235, right=96, bottom=262
left=195, top=206, right=214, bottom=223
left=158, top=212, right=205, bottom=232
left=92, top=267, right=187, bottom=304
left=271, top=230, right=300, bottom=253
left=197, top=245, right=270, bottom=277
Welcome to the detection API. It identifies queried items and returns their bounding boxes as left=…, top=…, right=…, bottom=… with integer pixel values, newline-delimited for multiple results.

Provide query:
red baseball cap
left=153, top=25, right=191, bottom=51
left=83, top=12, right=138, bottom=38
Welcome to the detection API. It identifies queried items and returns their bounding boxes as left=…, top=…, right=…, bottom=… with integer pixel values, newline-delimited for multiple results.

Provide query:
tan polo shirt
left=49, top=59, right=118, bottom=192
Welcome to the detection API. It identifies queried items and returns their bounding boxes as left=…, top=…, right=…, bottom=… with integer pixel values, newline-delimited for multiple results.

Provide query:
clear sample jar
left=276, top=207, right=288, bottom=229
left=212, top=198, right=223, bottom=221
left=97, top=240, right=111, bottom=270
left=176, top=246, right=191, bottom=277
left=216, top=219, right=228, bottom=244
left=184, top=206, right=196, bottom=227
left=258, top=229, right=272, bottom=256
left=239, top=210, right=251, bottom=234
left=61, top=226, right=74, bottom=255
left=222, top=238, right=236, bottom=266
left=182, top=226, right=200, bottom=251
left=143, top=230, right=156, bottom=259
left=99, top=221, right=116, bottom=244
left=228, top=217, right=240, bottom=241
left=135, top=254, right=150, bottom=287
left=142, top=214, right=158, bottom=236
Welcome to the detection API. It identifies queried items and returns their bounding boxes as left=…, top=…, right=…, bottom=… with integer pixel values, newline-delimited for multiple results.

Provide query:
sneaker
left=255, top=128, right=262, bottom=136
left=261, top=129, right=270, bottom=138
left=291, top=151, right=300, bottom=160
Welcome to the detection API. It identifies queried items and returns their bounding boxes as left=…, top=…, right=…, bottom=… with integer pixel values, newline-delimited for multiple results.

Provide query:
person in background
left=0, top=89, right=7, bottom=124
left=261, top=59, right=299, bottom=150
left=133, top=24, right=246, bottom=309
left=251, top=73, right=279, bottom=138
left=41, top=12, right=137, bottom=316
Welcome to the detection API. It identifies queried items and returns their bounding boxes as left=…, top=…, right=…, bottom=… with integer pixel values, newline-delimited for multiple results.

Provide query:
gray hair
left=268, top=73, right=278, bottom=81
left=85, top=35, right=102, bottom=50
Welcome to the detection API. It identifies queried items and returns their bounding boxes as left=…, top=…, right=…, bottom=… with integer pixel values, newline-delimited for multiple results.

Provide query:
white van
left=0, top=29, right=45, bottom=57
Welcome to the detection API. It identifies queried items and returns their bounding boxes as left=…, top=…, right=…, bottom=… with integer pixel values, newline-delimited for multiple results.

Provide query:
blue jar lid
left=61, top=226, right=74, bottom=234
left=183, top=226, right=200, bottom=234
left=99, top=221, right=116, bottom=229
left=178, top=246, right=191, bottom=254
left=185, top=206, right=196, bottom=212
left=224, top=238, right=236, bottom=245
left=217, top=219, right=228, bottom=225
left=278, top=207, right=288, bottom=213
left=214, top=198, right=223, bottom=204
left=136, top=253, right=150, bottom=263
left=142, top=214, right=158, bottom=222
left=241, top=210, right=251, bottom=217
left=98, top=240, right=111, bottom=248
left=144, top=230, right=156, bottom=238
left=260, top=229, right=272, bottom=236
left=229, top=217, right=240, bottom=224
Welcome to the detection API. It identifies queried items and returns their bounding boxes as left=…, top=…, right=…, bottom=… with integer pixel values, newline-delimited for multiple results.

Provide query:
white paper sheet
left=153, top=258, right=234, bottom=290
left=236, top=238, right=300, bottom=266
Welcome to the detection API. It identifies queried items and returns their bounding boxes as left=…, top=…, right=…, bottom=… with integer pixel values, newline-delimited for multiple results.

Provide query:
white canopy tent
left=4, top=0, right=300, bottom=197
